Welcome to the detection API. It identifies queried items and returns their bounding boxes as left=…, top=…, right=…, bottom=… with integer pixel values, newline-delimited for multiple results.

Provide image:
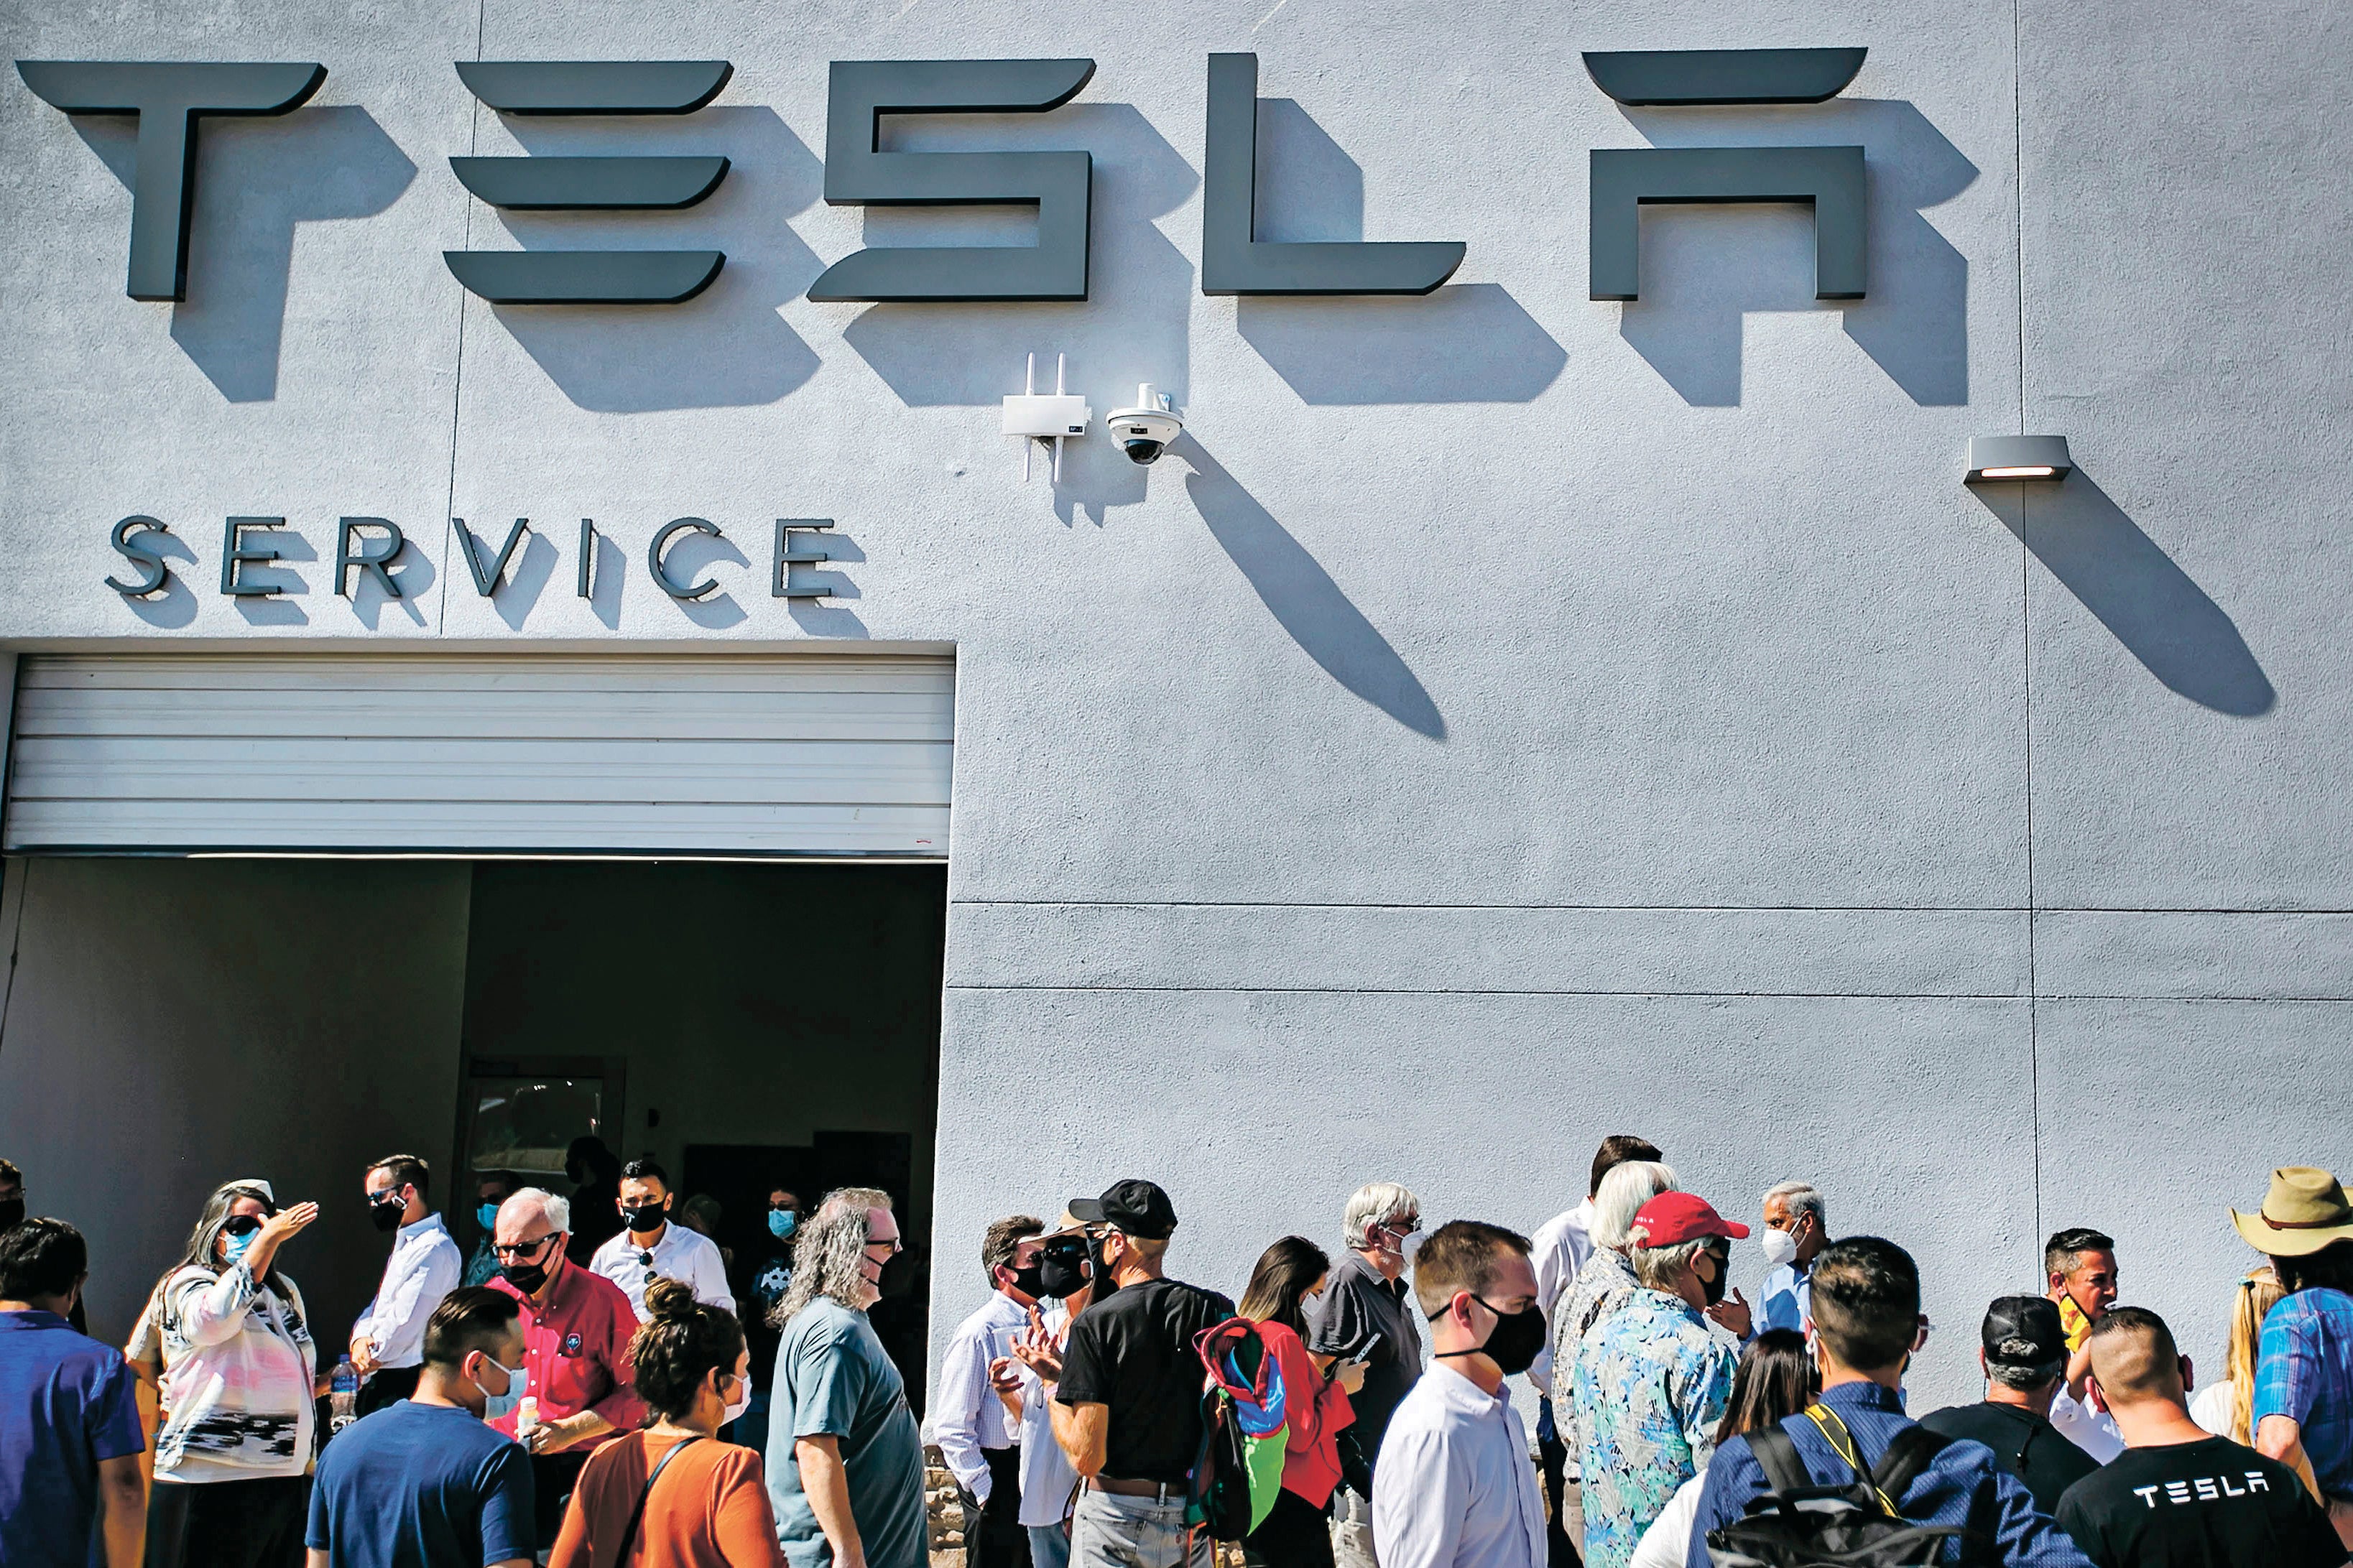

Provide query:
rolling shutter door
left=1, top=653, right=953, bottom=856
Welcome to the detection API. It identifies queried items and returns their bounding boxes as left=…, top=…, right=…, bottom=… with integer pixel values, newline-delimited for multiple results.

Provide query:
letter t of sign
left=15, top=61, right=328, bottom=300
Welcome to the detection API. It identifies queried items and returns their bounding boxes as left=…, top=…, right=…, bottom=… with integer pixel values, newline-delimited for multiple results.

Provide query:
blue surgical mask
left=222, top=1230, right=256, bottom=1266
left=477, top=1202, right=501, bottom=1230
left=768, top=1210, right=796, bottom=1241
left=479, top=1358, right=528, bottom=1422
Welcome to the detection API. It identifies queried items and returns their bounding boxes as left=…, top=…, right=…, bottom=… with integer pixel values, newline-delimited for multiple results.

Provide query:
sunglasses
left=491, top=1232, right=560, bottom=1261
left=222, top=1213, right=270, bottom=1238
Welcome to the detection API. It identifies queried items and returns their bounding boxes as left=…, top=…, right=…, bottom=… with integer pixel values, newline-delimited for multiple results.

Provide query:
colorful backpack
left=1191, top=1317, right=1293, bottom=1542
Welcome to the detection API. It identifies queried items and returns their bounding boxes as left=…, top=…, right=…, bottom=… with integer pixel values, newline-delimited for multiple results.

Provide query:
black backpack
left=1704, top=1406, right=1985, bottom=1566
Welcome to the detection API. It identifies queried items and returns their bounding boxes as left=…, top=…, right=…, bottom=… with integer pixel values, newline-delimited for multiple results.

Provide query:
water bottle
left=515, top=1396, right=540, bottom=1446
left=329, top=1356, right=359, bottom=1433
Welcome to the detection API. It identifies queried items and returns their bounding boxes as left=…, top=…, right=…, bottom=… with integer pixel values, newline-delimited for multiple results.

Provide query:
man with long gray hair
left=1306, top=1180, right=1425, bottom=1568
left=767, top=1187, right=926, bottom=1568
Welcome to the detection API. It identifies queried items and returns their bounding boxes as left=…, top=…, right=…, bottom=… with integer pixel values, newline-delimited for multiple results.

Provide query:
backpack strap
left=1744, top=1425, right=1817, bottom=1499
left=1869, top=1424, right=1952, bottom=1503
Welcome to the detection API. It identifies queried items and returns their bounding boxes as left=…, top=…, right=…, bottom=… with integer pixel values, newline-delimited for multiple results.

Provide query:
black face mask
left=0, top=1198, right=23, bottom=1230
left=621, top=1203, right=666, bottom=1233
left=1037, top=1237, right=1091, bottom=1300
left=369, top=1197, right=405, bottom=1233
left=1698, top=1249, right=1730, bottom=1307
left=500, top=1259, right=551, bottom=1296
left=1438, top=1296, right=1546, bottom=1377
left=1008, top=1263, right=1048, bottom=1299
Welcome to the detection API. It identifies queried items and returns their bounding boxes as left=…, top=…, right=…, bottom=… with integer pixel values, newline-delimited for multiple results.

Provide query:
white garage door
left=1, top=653, right=954, bottom=856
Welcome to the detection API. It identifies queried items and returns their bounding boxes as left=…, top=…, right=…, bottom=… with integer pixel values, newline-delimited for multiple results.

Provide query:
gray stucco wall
left=3, top=0, right=2349, bottom=1414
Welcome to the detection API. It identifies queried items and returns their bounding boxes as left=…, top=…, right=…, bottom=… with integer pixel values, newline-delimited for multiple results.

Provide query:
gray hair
left=501, top=1187, right=571, bottom=1235
left=1630, top=1235, right=1710, bottom=1293
left=1765, top=1180, right=1826, bottom=1231
left=773, top=1187, right=894, bottom=1329
left=1590, top=1161, right=1678, bottom=1251
left=1342, top=1182, right=1422, bottom=1251
left=1987, top=1357, right=2063, bottom=1391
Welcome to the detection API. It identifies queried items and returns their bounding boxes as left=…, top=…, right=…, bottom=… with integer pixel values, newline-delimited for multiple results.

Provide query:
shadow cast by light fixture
left=72, top=105, right=417, bottom=402
left=1978, top=473, right=2275, bottom=716
left=483, top=106, right=823, bottom=411
left=1613, top=98, right=1972, bottom=407
left=1178, top=437, right=1444, bottom=739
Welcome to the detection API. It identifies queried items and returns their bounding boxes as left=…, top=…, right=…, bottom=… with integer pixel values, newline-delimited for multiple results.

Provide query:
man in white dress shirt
left=930, top=1215, right=1048, bottom=1568
left=587, top=1156, right=734, bottom=1321
left=1530, top=1136, right=1661, bottom=1568
left=1375, top=1220, right=1547, bottom=1568
left=350, top=1153, right=465, bottom=1415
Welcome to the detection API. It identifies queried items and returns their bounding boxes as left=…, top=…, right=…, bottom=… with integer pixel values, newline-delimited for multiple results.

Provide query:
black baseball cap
left=1982, top=1295, right=2066, bottom=1374
left=1068, top=1179, right=1178, bottom=1241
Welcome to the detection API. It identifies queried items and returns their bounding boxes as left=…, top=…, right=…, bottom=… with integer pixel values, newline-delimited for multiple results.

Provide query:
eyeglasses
left=639, top=1251, right=662, bottom=1284
left=864, top=1235, right=904, bottom=1256
left=491, top=1232, right=560, bottom=1261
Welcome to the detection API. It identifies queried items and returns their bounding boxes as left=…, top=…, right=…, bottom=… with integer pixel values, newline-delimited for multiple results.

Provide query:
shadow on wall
left=1176, top=437, right=1444, bottom=739
left=1231, top=101, right=1565, bottom=404
left=484, top=107, right=823, bottom=412
left=1977, top=473, right=2275, bottom=716
left=71, top=106, right=417, bottom=403
left=836, top=103, right=1198, bottom=526
left=1614, top=99, right=1973, bottom=407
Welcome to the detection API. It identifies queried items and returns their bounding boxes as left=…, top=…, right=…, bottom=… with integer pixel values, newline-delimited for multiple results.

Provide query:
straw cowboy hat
left=2232, top=1166, right=2353, bottom=1256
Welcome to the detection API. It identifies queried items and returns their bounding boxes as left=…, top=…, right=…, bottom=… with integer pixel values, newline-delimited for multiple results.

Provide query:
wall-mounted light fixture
left=1965, top=435, right=2073, bottom=483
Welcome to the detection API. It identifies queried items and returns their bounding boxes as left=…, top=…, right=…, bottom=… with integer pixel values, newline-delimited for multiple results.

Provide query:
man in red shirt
left=486, top=1187, right=642, bottom=1542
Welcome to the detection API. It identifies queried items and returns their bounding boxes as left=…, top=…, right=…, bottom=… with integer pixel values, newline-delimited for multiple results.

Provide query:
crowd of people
left=1, top=1141, right=2350, bottom=1568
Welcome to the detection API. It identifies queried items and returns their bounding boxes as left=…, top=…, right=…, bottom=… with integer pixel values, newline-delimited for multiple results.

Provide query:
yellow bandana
left=2057, top=1293, right=2094, bottom=1353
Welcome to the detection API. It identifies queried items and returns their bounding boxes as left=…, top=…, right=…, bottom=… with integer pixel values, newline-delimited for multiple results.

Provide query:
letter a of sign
left=444, top=61, right=733, bottom=304
left=1583, top=48, right=1869, bottom=301
left=806, top=59, right=1096, bottom=302
left=16, top=61, right=327, bottom=300
left=1200, top=54, right=1464, bottom=296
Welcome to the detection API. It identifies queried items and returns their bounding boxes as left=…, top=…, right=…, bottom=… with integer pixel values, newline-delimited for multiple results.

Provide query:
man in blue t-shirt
left=305, top=1285, right=535, bottom=1568
left=0, top=1217, right=145, bottom=1568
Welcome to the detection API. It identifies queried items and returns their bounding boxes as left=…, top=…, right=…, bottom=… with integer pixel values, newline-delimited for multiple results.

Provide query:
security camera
left=1106, top=384, right=1183, bottom=465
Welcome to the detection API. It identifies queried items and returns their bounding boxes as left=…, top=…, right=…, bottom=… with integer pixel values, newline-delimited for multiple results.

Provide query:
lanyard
left=1803, top=1404, right=1899, bottom=1516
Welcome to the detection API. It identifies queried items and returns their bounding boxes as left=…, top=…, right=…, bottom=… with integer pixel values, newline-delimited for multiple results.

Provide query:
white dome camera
left=1106, top=384, right=1184, bottom=465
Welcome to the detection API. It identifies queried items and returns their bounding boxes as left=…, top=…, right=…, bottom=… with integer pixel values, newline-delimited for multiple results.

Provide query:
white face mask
left=478, top=1357, right=528, bottom=1422
left=1398, top=1230, right=1427, bottom=1263
left=721, top=1373, right=749, bottom=1426
left=1760, top=1227, right=1800, bottom=1270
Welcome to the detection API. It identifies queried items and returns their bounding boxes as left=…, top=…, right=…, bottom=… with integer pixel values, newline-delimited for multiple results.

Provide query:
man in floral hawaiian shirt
left=1568, top=1192, right=1743, bottom=1568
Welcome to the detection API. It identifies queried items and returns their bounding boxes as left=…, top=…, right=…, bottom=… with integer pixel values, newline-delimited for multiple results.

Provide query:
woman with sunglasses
left=144, top=1179, right=320, bottom=1568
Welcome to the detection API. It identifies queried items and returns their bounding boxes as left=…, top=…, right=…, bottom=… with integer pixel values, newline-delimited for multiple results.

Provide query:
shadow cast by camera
left=1178, top=437, right=1444, bottom=739
left=1979, top=473, right=2275, bottom=716
left=484, top=107, right=823, bottom=411
left=72, top=105, right=417, bottom=402
left=1614, top=99, right=1972, bottom=407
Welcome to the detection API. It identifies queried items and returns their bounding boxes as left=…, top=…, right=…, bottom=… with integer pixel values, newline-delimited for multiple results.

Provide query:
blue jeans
left=1068, top=1490, right=1209, bottom=1568
left=1030, top=1523, right=1073, bottom=1568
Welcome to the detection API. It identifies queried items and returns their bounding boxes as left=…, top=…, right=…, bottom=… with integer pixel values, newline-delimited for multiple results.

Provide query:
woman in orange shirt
left=550, top=1278, right=785, bottom=1568
left=1237, top=1236, right=1367, bottom=1568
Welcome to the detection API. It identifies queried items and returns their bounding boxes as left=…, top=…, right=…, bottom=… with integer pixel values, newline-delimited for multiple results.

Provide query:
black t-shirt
left=1918, top=1401, right=2099, bottom=1516
left=1055, top=1277, right=1236, bottom=1485
left=2055, top=1436, right=2346, bottom=1568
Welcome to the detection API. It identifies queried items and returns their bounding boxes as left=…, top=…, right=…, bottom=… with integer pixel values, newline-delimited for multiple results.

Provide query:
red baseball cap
left=1631, top=1192, right=1751, bottom=1246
